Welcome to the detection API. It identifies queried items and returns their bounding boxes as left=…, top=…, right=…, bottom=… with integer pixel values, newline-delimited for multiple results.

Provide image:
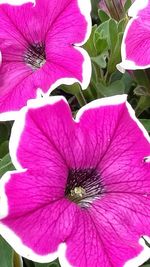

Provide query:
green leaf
left=97, top=80, right=125, bottom=97
left=0, top=236, right=13, bottom=267
left=92, top=51, right=109, bottom=69
left=98, top=9, right=110, bottom=22
left=118, top=18, right=127, bottom=33
left=60, top=82, right=82, bottom=95
left=135, top=96, right=150, bottom=117
left=110, top=71, right=133, bottom=94
left=108, top=19, right=118, bottom=51
left=124, top=0, right=132, bottom=13
left=94, top=21, right=109, bottom=55
left=83, top=25, right=97, bottom=57
left=140, top=119, right=150, bottom=132
left=0, top=122, right=9, bottom=145
left=134, top=70, right=150, bottom=89
left=107, top=32, right=123, bottom=74
left=95, top=20, right=109, bottom=39
left=0, top=153, right=14, bottom=177
left=94, top=35, right=108, bottom=54
left=0, top=141, right=9, bottom=158
left=91, top=62, right=98, bottom=84
left=96, top=19, right=117, bottom=51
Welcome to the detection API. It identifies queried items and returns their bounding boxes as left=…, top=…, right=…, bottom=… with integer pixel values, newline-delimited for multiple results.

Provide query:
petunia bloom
left=0, top=95, right=150, bottom=267
left=0, top=0, right=91, bottom=120
left=118, top=0, right=150, bottom=72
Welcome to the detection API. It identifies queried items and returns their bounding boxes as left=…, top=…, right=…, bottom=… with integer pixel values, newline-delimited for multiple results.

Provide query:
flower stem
left=75, top=88, right=87, bottom=107
left=13, top=251, right=23, bottom=267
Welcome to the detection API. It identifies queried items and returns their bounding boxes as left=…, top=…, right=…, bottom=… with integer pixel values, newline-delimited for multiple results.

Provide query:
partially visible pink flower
left=119, top=0, right=150, bottom=71
left=0, top=95, right=150, bottom=267
left=0, top=0, right=91, bottom=120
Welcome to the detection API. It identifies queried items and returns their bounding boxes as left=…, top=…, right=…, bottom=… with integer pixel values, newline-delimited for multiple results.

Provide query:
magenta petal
left=120, top=0, right=150, bottom=69
left=0, top=170, right=78, bottom=259
left=0, top=63, right=36, bottom=114
left=45, top=47, right=88, bottom=92
left=77, top=95, right=129, bottom=167
left=36, top=0, right=91, bottom=45
left=65, top=208, right=143, bottom=267
left=97, top=103, right=150, bottom=194
left=11, top=97, right=87, bottom=170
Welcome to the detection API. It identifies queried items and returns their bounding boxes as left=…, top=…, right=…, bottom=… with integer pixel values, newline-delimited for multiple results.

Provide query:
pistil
left=24, top=42, right=46, bottom=70
left=65, top=168, right=104, bottom=208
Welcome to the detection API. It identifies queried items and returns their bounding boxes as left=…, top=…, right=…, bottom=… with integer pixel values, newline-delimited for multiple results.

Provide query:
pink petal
left=11, top=97, right=86, bottom=170
left=1, top=170, right=78, bottom=258
left=0, top=3, right=34, bottom=46
left=77, top=95, right=129, bottom=168
left=88, top=193, right=150, bottom=267
left=66, top=210, right=111, bottom=267
left=36, top=0, right=91, bottom=45
left=97, top=102, right=150, bottom=194
left=65, top=208, right=144, bottom=267
left=0, top=60, right=36, bottom=113
left=44, top=44, right=86, bottom=92
left=40, top=47, right=87, bottom=93
left=120, top=0, right=150, bottom=69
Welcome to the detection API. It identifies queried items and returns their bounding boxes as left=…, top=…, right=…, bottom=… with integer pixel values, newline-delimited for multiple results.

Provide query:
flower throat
left=65, top=168, right=104, bottom=208
left=24, top=42, right=46, bottom=70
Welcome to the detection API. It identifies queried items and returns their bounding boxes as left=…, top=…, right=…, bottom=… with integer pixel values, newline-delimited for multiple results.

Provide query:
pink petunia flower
left=118, top=0, right=150, bottom=72
left=0, top=0, right=91, bottom=120
left=0, top=95, right=150, bottom=266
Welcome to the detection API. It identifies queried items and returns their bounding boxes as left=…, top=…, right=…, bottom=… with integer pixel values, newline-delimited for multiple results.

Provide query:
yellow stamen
left=71, top=186, right=86, bottom=198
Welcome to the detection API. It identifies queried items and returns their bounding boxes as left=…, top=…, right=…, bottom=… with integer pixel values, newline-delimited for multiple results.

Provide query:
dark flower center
left=24, top=42, right=46, bottom=70
left=65, top=168, right=104, bottom=208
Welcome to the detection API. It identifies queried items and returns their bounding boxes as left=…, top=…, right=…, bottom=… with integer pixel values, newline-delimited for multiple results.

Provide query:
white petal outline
left=128, top=0, right=148, bottom=17
left=0, top=0, right=35, bottom=4
left=117, top=0, right=150, bottom=72
left=124, top=237, right=150, bottom=267
left=0, top=0, right=92, bottom=121
left=76, top=94, right=128, bottom=122
left=1, top=94, right=150, bottom=265
left=76, top=0, right=92, bottom=46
